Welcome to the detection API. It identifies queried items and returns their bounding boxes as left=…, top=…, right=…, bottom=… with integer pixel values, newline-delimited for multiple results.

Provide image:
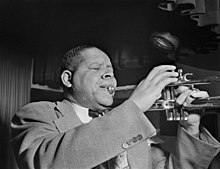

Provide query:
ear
left=61, top=70, right=72, bottom=88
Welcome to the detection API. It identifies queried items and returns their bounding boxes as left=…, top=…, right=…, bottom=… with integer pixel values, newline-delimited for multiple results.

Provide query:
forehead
left=80, top=48, right=111, bottom=64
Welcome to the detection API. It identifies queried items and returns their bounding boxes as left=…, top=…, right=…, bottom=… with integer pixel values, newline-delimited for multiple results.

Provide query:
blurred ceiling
left=0, top=0, right=219, bottom=77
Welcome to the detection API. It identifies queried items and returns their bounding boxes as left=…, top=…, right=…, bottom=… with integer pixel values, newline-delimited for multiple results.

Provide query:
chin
left=95, top=94, right=114, bottom=108
left=98, top=99, right=113, bottom=107
left=100, top=101, right=113, bottom=107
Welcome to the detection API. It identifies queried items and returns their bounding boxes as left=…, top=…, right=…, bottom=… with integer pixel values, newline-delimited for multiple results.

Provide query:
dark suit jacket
left=11, top=99, right=220, bottom=169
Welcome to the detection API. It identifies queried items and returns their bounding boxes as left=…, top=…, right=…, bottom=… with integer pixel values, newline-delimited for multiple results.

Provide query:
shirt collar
left=71, top=103, right=92, bottom=123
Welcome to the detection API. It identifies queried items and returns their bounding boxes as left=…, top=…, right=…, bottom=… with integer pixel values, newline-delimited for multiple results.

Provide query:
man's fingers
left=146, top=65, right=176, bottom=81
left=176, top=89, right=209, bottom=106
left=175, top=86, right=190, bottom=94
left=156, top=77, right=178, bottom=90
left=185, top=90, right=209, bottom=106
left=190, top=90, right=209, bottom=99
left=176, top=89, right=192, bottom=105
left=151, top=71, right=179, bottom=85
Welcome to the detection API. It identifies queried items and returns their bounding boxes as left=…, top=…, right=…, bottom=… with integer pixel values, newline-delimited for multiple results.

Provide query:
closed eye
left=90, top=67, right=100, bottom=70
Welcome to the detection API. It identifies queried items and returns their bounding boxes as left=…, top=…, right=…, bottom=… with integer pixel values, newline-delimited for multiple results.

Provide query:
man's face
left=71, top=47, right=117, bottom=110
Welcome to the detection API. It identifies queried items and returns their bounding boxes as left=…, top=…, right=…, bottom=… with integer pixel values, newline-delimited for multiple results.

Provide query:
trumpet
left=108, top=69, right=220, bottom=121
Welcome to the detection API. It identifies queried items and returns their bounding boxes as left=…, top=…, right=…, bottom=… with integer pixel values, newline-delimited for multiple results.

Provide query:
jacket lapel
left=53, top=99, right=83, bottom=133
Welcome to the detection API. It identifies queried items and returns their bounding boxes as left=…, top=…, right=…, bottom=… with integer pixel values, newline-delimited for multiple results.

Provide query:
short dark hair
left=60, top=45, right=102, bottom=91
left=61, top=45, right=97, bottom=73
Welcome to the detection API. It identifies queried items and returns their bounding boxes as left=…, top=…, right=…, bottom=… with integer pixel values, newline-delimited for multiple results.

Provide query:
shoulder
left=15, top=101, right=57, bottom=122
left=22, top=101, right=56, bottom=111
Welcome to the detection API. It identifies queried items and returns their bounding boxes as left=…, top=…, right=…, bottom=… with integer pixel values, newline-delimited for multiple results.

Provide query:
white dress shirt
left=71, top=103, right=92, bottom=123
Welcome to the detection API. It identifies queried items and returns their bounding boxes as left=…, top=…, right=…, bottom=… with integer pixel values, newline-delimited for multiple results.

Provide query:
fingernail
left=189, top=95, right=196, bottom=99
left=183, top=102, right=188, bottom=106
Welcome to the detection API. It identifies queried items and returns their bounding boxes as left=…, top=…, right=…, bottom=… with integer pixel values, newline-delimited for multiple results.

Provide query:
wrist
left=186, top=125, right=200, bottom=135
left=191, top=132, right=200, bottom=139
left=180, top=123, right=200, bottom=135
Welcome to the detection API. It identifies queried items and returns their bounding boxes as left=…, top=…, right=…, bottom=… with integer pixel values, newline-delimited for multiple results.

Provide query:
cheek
left=73, top=72, right=114, bottom=106
left=74, top=78, right=99, bottom=102
left=73, top=73, right=96, bottom=92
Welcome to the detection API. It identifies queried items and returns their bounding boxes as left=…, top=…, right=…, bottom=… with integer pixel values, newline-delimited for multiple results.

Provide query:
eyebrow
left=88, top=62, right=113, bottom=68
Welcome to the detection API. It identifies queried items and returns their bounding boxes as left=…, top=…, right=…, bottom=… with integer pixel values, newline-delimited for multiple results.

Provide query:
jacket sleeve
left=11, top=100, right=156, bottom=169
left=168, top=125, right=220, bottom=169
left=151, top=125, right=220, bottom=169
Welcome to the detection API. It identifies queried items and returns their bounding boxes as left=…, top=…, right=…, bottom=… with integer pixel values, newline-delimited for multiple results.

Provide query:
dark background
left=0, top=0, right=220, bottom=168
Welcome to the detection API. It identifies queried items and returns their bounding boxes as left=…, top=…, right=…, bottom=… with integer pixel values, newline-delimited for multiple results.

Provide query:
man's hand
left=175, top=86, right=209, bottom=135
left=129, top=65, right=179, bottom=112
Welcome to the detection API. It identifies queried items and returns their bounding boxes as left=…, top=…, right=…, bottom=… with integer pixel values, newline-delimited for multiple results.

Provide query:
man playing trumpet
left=11, top=45, right=220, bottom=169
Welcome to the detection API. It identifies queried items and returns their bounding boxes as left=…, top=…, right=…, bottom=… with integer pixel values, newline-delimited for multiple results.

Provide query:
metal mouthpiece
left=107, top=86, right=116, bottom=94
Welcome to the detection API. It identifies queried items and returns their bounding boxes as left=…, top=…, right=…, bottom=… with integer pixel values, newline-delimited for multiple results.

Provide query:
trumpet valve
left=173, top=109, right=181, bottom=121
left=165, top=110, right=174, bottom=121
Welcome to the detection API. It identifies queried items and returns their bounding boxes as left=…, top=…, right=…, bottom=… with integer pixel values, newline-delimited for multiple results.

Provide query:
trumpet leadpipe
left=107, top=83, right=178, bottom=94
left=107, top=85, right=136, bottom=94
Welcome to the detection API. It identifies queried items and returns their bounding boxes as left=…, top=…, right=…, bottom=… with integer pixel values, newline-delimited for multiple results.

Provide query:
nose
left=101, top=71, right=114, bottom=79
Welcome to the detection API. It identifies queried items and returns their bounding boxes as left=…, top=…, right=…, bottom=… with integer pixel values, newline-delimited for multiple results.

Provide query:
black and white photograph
left=0, top=0, right=220, bottom=168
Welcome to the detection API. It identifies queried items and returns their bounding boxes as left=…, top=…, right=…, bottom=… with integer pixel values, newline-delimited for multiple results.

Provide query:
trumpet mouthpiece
left=107, top=86, right=116, bottom=94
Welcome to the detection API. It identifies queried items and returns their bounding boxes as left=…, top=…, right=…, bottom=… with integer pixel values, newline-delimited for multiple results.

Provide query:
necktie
left=89, top=109, right=109, bottom=118
left=89, top=110, right=102, bottom=118
left=114, top=152, right=130, bottom=169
